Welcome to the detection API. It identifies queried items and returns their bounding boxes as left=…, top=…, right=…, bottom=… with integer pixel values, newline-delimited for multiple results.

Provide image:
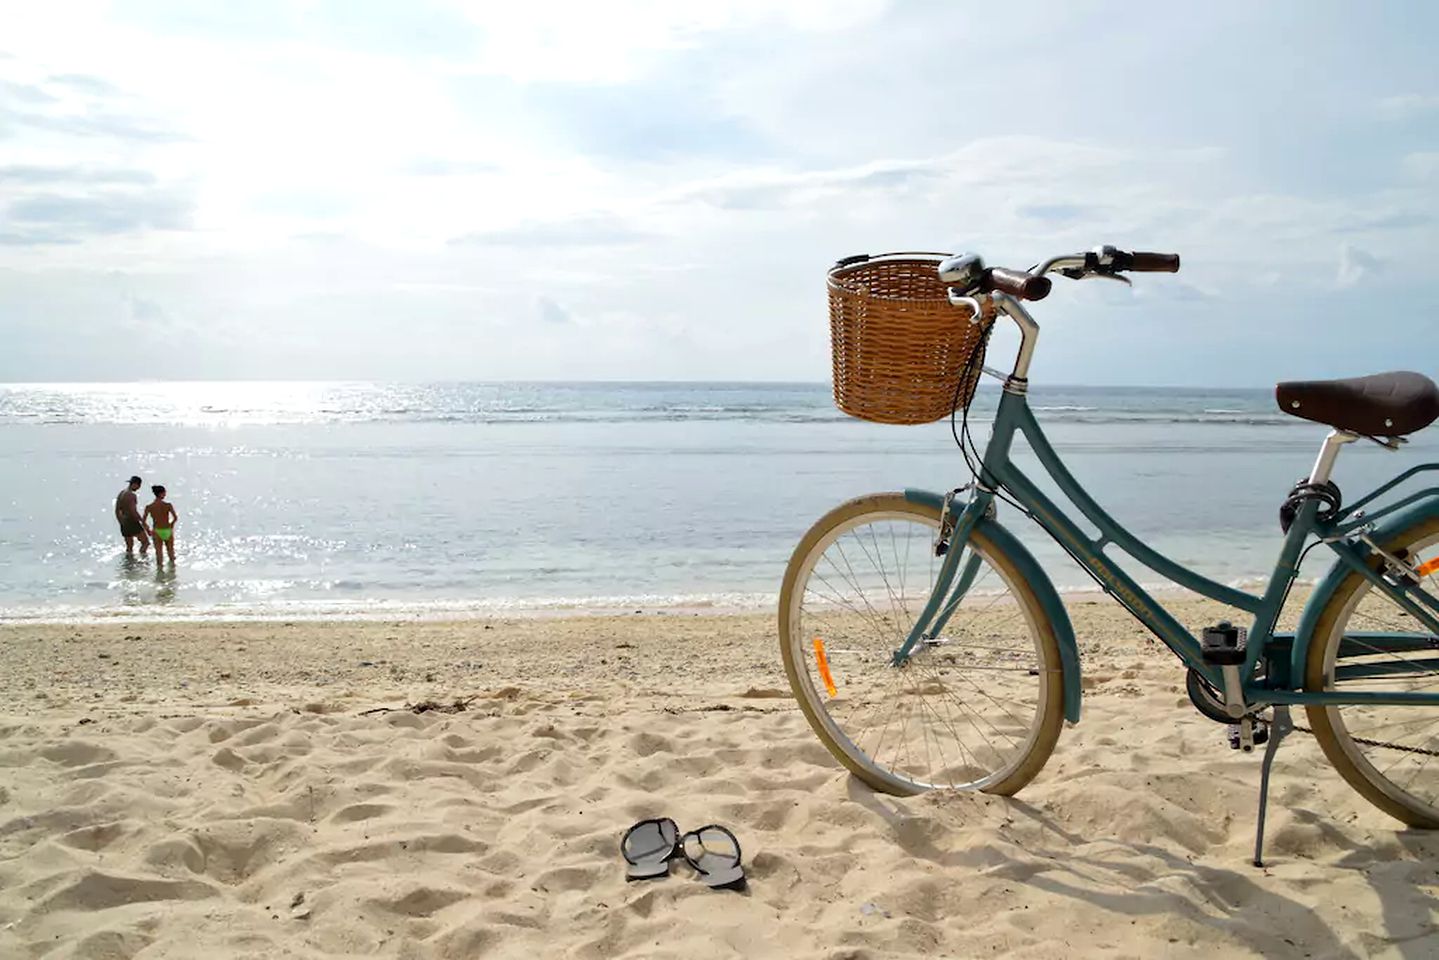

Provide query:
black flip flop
left=680, top=824, right=746, bottom=890
left=621, top=817, right=679, bottom=881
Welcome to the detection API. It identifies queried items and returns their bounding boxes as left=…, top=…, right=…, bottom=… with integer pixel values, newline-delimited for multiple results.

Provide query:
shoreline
left=0, top=576, right=1304, bottom=627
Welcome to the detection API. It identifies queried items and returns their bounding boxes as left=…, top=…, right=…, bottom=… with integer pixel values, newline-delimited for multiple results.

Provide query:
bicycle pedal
left=1201, top=621, right=1246, bottom=666
left=1227, top=719, right=1268, bottom=752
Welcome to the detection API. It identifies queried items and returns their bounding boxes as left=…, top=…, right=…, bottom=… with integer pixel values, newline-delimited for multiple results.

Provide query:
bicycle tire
left=778, top=492, right=1064, bottom=796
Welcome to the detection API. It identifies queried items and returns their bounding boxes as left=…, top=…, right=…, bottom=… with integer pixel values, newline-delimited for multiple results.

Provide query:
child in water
left=143, top=485, right=178, bottom=565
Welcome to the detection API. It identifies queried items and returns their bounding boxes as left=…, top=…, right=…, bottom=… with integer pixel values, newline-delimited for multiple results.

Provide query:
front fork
left=890, top=487, right=994, bottom=666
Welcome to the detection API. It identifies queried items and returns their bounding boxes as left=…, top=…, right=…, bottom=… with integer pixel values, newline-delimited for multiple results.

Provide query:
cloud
left=1404, top=152, right=1439, bottom=182
left=449, top=214, right=653, bottom=247
left=288, top=231, right=349, bottom=244
left=1016, top=203, right=1096, bottom=223
left=450, top=1, right=886, bottom=84
left=1377, top=93, right=1439, bottom=121
left=0, top=164, right=157, bottom=185
left=399, top=158, right=501, bottom=177
left=45, top=73, right=120, bottom=96
left=0, top=228, right=78, bottom=246
left=669, top=138, right=1156, bottom=218
left=679, top=158, right=943, bottom=210
left=117, top=0, right=483, bottom=60
left=123, top=290, right=193, bottom=338
left=0, top=77, right=56, bottom=105
left=249, top=189, right=354, bottom=219
left=3, top=189, right=192, bottom=244
left=511, top=77, right=770, bottom=162
left=10, top=107, right=183, bottom=142
left=1196, top=191, right=1432, bottom=251
left=1337, top=209, right=1431, bottom=232
left=1336, top=243, right=1383, bottom=288
left=1147, top=280, right=1215, bottom=303
left=536, top=295, right=572, bottom=325
left=0, top=65, right=184, bottom=143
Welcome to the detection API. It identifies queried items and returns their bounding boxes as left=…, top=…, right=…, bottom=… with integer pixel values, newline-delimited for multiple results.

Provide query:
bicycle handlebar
left=940, top=245, right=1178, bottom=307
left=1115, top=250, right=1180, bottom=273
left=1032, top=245, right=1181, bottom=278
left=983, top=267, right=1052, bottom=301
left=941, top=245, right=1181, bottom=384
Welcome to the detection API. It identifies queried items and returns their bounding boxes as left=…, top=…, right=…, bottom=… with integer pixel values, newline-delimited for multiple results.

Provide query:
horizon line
left=0, top=377, right=1277, bottom=391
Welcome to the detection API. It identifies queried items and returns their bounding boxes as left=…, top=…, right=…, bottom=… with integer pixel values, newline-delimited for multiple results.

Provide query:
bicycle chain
left=1291, top=722, right=1439, bottom=758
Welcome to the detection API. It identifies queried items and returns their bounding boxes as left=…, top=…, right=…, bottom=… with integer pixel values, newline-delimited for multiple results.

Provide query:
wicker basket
left=828, top=253, right=993, bottom=425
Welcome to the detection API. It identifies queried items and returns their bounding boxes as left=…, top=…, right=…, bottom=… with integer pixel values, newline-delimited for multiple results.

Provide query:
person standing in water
left=115, top=475, right=149, bottom=557
left=144, top=485, right=178, bottom=565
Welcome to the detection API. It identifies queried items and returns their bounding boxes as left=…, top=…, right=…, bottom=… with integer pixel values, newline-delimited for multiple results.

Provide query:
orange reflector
left=813, top=637, right=838, bottom=697
left=1417, top=557, right=1439, bottom=578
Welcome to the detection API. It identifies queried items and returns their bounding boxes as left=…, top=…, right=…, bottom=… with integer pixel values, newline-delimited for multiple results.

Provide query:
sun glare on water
left=0, top=381, right=395, bottom=427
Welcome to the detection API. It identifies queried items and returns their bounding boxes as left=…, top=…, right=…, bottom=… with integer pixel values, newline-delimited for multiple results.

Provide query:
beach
left=4, top=597, right=1438, bottom=958
left=5, top=0, right=1435, bottom=954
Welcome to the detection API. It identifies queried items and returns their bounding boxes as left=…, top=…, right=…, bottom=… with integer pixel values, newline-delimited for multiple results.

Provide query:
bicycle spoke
left=854, top=525, right=909, bottom=635
left=907, top=666, right=1005, bottom=759
left=809, top=567, right=895, bottom=639
left=832, top=537, right=892, bottom=625
left=912, top=658, right=1023, bottom=750
left=909, top=669, right=978, bottom=784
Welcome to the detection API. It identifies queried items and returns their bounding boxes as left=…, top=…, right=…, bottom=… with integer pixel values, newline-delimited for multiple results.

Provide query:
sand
left=3, top=598, right=1438, bottom=958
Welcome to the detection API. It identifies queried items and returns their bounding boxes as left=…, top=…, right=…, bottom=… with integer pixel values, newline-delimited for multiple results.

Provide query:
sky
left=1, top=0, right=1436, bottom=386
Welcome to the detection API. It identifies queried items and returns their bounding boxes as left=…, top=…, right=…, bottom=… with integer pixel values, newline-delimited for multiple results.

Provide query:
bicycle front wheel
left=778, top=493, right=1064, bottom=796
left=1305, top=515, right=1439, bottom=827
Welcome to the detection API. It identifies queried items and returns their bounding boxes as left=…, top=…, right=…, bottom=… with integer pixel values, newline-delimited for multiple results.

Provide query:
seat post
left=1309, top=429, right=1358, bottom=486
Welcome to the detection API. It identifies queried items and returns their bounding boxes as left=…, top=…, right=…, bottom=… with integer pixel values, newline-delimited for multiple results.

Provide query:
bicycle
left=779, top=246, right=1439, bottom=865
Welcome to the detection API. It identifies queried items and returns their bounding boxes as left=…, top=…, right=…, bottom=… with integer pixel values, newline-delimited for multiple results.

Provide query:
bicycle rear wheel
left=1305, top=515, right=1439, bottom=826
left=778, top=493, right=1064, bottom=796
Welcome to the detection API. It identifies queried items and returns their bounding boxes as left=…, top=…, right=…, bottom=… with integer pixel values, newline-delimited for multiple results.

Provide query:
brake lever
left=1057, top=267, right=1132, bottom=286
left=946, top=291, right=986, bottom=324
left=1077, top=272, right=1132, bottom=286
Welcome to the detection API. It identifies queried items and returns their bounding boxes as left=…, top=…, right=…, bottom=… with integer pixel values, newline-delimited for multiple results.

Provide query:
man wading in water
left=115, top=475, right=150, bottom=557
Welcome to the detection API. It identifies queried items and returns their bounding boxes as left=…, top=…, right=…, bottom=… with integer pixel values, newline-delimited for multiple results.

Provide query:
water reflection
left=113, top=553, right=179, bottom=606
left=155, top=565, right=178, bottom=605
left=116, top=553, right=148, bottom=606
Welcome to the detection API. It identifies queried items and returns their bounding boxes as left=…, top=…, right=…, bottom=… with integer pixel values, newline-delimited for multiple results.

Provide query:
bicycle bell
left=937, top=252, right=985, bottom=291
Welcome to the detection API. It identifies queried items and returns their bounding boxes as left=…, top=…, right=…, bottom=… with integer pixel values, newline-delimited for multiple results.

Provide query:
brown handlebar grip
left=983, top=267, right=1052, bottom=301
left=1127, top=251, right=1180, bottom=272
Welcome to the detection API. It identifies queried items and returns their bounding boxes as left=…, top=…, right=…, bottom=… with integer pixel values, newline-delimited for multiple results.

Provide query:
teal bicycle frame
left=892, top=294, right=1439, bottom=724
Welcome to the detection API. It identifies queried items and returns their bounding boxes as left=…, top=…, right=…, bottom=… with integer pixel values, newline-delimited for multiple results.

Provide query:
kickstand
left=1252, top=705, right=1293, bottom=867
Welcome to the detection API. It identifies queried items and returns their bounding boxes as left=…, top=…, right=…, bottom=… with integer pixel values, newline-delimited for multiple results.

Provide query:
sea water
left=1, top=381, right=1431, bottom=621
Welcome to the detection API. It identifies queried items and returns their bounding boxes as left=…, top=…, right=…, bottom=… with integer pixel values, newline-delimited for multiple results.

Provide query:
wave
left=2, top=577, right=1322, bottom=625
left=0, top=383, right=1293, bottom=427
left=0, top=409, right=1298, bottom=427
left=0, top=591, right=783, bottom=625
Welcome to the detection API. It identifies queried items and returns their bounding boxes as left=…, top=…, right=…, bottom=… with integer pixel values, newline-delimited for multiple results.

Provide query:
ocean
left=1, top=381, right=1432, bottom=622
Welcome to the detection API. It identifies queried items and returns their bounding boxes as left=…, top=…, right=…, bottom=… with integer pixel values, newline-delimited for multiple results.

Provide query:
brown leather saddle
left=1275, top=371, right=1439, bottom=437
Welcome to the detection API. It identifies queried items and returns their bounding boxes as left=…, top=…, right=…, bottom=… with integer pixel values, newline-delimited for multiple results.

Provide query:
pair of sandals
left=621, top=818, right=746, bottom=891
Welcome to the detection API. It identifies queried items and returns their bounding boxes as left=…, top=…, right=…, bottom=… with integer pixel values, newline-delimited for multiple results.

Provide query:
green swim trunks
left=154, top=527, right=173, bottom=542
